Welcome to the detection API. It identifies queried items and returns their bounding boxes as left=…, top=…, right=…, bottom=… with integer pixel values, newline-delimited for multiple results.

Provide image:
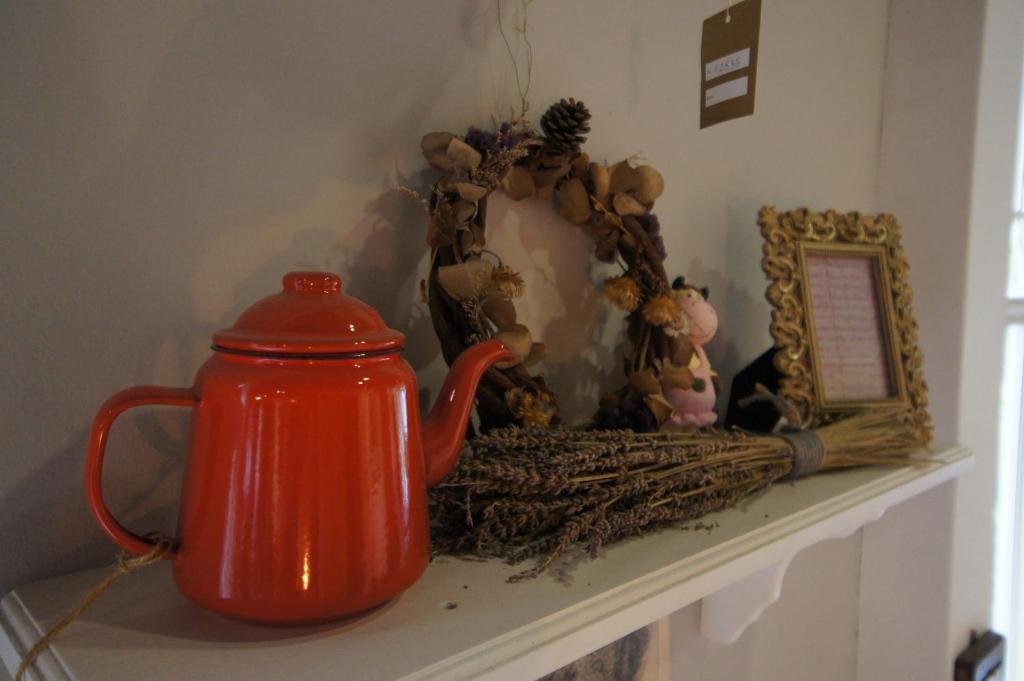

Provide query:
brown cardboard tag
left=700, top=0, right=761, bottom=129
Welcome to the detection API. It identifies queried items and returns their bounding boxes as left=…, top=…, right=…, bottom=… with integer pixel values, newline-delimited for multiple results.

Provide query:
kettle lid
left=212, top=272, right=404, bottom=356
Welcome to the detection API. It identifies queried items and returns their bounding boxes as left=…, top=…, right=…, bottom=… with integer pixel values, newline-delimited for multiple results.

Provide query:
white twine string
left=14, top=534, right=173, bottom=681
left=778, top=427, right=826, bottom=480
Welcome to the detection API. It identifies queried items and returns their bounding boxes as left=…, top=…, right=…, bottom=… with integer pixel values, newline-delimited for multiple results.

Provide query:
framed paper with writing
left=758, top=207, right=931, bottom=442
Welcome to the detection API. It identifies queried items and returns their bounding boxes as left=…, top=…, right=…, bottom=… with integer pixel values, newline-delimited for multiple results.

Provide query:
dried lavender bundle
left=430, top=413, right=925, bottom=580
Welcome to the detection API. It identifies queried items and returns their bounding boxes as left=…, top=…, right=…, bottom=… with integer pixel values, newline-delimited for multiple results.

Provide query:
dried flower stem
left=396, top=186, right=431, bottom=215
left=431, top=413, right=926, bottom=580
left=497, top=0, right=535, bottom=116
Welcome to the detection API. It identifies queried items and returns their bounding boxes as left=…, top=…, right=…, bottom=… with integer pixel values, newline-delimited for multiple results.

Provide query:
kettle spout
left=422, top=340, right=516, bottom=486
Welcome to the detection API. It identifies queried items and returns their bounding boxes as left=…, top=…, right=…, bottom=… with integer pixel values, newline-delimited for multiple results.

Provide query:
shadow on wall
left=1, top=0, right=781, bottom=594
left=484, top=192, right=628, bottom=424
left=220, top=183, right=440, bottom=369
left=717, top=198, right=781, bottom=410
left=0, top=0, right=494, bottom=594
left=681, top=256, right=766, bottom=413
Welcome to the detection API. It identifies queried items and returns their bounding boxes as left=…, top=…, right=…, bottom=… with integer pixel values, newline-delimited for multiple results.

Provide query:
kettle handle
left=84, top=386, right=198, bottom=557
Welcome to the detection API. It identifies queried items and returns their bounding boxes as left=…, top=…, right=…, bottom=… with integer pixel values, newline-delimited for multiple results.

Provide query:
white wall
left=672, top=533, right=862, bottom=681
left=957, top=0, right=1024, bottom=665
left=867, top=1, right=1024, bottom=676
left=876, top=0, right=984, bottom=447
left=0, top=1, right=974, bottom=678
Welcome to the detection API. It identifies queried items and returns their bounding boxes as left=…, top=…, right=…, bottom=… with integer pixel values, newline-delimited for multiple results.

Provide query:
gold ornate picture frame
left=758, top=206, right=931, bottom=443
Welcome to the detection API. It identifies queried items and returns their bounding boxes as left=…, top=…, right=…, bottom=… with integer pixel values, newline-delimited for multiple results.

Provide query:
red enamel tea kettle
left=85, top=271, right=513, bottom=624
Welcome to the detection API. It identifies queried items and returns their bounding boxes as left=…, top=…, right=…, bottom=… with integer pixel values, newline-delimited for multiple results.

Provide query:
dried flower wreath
left=409, top=99, right=702, bottom=432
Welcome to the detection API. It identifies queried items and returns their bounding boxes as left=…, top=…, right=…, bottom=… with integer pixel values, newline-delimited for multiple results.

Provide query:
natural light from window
left=993, top=95, right=1024, bottom=680
left=1010, top=217, right=1024, bottom=299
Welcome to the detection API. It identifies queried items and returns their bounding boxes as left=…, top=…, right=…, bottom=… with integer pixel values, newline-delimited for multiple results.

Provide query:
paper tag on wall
left=700, top=0, right=761, bottom=129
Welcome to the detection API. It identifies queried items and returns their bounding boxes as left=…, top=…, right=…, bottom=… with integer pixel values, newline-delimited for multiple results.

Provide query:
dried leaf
left=591, top=196, right=623, bottom=227
left=594, top=235, right=619, bottom=263
left=669, top=334, right=695, bottom=366
left=591, top=218, right=617, bottom=240
left=454, top=200, right=477, bottom=225
left=422, top=132, right=456, bottom=170
left=447, top=137, right=482, bottom=171
left=501, top=165, right=536, bottom=201
left=635, top=165, right=664, bottom=205
left=425, top=151, right=454, bottom=171
left=533, top=163, right=572, bottom=191
left=643, top=393, right=676, bottom=424
left=494, top=324, right=533, bottom=368
left=426, top=202, right=458, bottom=247
left=481, top=293, right=517, bottom=330
left=660, top=362, right=695, bottom=391
left=589, top=163, right=610, bottom=204
left=558, top=178, right=591, bottom=225
left=434, top=175, right=456, bottom=193
left=522, top=342, right=546, bottom=368
left=456, top=182, right=488, bottom=203
left=422, top=131, right=455, bottom=153
left=608, top=161, right=641, bottom=194
left=612, top=193, right=647, bottom=217
left=437, top=258, right=494, bottom=301
left=537, top=151, right=569, bottom=170
left=459, top=224, right=485, bottom=255
left=570, top=152, right=590, bottom=178
left=629, top=368, right=662, bottom=395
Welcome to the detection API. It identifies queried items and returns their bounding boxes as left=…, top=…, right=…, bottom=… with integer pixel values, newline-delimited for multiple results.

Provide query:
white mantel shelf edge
left=0, top=444, right=972, bottom=681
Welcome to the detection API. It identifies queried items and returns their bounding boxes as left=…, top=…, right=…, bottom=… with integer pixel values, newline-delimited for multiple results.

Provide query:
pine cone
left=540, top=98, right=591, bottom=155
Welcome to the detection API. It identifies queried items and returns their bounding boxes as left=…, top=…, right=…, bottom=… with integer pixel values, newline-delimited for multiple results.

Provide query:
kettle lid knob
left=283, top=272, right=342, bottom=295
left=211, top=271, right=404, bottom=355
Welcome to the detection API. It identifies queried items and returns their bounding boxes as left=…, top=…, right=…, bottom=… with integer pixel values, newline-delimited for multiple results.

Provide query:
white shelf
left=1, top=444, right=971, bottom=681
